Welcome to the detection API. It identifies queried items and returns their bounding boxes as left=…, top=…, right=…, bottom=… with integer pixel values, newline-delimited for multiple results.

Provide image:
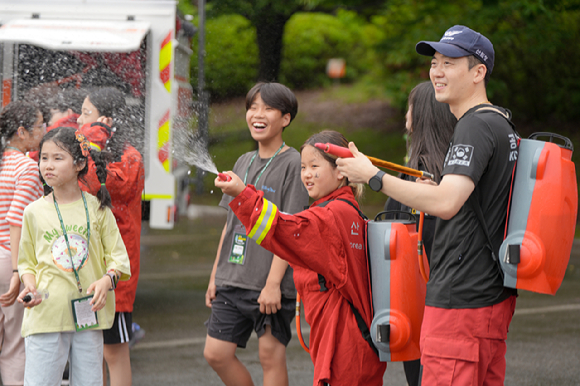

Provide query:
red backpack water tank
left=499, top=133, right=577, bottom=295
left=367, top=212, right=427, bottom=362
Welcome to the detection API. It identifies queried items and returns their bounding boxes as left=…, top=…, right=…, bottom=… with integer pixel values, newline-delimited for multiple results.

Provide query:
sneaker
left=129, top=322, right=146, bottom=349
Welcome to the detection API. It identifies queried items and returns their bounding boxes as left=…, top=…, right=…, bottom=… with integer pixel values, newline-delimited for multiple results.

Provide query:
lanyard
left=5, top=146, right=23, bottom=153
left=243, top=142, right=285, bottom=186
left=53, top=191, right=91, bottom=294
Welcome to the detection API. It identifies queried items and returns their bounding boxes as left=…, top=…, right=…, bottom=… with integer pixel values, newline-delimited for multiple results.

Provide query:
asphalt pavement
left=126, top=208, right=580, bottom=386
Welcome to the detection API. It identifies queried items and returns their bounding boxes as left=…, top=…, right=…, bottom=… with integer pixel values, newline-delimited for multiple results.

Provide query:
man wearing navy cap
left=337, top=25, right=518, bottom=385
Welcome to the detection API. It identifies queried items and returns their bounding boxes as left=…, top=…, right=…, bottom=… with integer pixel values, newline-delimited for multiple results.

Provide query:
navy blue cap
left=416, top=25, right=494, bottom=74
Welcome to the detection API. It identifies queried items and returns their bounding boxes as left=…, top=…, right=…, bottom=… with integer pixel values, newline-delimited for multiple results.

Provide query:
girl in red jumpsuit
left=77, top=87, right=144, bottom=386
left=216, top=131, right=386, bottom=386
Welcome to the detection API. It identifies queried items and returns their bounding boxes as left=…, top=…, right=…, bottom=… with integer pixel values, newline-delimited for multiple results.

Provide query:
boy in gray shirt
left=204, top=82, right=308, bottom=386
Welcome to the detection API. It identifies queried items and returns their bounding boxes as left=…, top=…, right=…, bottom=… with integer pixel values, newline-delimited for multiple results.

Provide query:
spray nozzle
left=314, top=143, right=353, bottom=158
left=218, top=172, right=232, bottom=182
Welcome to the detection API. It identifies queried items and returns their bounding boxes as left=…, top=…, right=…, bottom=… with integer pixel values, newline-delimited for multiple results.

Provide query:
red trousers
left=420, top=296, right=516, bottom=386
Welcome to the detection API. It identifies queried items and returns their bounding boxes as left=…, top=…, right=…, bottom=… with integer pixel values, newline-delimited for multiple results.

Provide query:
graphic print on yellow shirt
left=51, top=233, right=89, bottom=272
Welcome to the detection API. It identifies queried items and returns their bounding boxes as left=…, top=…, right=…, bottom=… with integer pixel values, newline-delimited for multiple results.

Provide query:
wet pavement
left=129, top=207, right=580, bottom=386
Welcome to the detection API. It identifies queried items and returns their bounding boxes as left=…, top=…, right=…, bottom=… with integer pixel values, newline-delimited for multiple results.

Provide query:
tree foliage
left=280, top=10, right=381, bottom=89
left=189, top=14, right=258, bottom=100
left=374, top=0, right=580, bottom=121
left=183, top=0, right=580, bottom=121
left=207, top=0, right=304, bottom=81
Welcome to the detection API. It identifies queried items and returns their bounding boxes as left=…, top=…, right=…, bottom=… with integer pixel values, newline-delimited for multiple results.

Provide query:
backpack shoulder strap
left=474, top=106, right=510, bottom=120
left=336, top=198, right=368, bottom=220
left=469, top=105, right=520, bottom=281
left=312, top=199, right=332, bottom=292
left=348, top=301, right=379, bottom=357
left=469, top=188, right=505, bottom=281
left=472, top=105, right=519, bottom=135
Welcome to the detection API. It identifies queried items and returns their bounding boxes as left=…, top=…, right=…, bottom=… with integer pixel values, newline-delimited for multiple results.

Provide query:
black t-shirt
left=427, top=105, right=519, bottom=309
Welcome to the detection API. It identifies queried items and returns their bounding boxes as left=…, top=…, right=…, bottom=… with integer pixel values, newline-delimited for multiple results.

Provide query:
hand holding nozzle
left=218, top=172, right=232, bottom=182
left=314, top=143, right=434, bottom=180
left=215, top=171, right=245, bottom=197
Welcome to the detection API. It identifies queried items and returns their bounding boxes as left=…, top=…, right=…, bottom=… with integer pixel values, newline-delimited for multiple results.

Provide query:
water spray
left=172, top=126, right=232, bottom=183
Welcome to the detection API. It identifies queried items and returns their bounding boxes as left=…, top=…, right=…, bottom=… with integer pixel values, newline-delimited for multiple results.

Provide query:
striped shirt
left=0, top=151, right=43, bottom=251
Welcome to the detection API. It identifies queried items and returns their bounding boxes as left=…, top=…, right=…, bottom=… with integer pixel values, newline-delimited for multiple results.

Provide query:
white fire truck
left=0, top=0, right=195, bottom=229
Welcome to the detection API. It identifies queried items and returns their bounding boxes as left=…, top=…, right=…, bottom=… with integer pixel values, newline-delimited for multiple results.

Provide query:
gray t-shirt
left=216, top=147, right=309, bottom=298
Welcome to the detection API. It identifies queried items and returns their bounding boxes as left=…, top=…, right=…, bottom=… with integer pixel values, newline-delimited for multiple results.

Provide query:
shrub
left=190, top=14, right=258, bottom=100
left=280, top=10, right=381, bottom=89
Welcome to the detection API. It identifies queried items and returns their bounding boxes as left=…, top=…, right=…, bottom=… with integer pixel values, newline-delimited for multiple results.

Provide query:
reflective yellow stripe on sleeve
left=248, top=199, right=278, bottom=245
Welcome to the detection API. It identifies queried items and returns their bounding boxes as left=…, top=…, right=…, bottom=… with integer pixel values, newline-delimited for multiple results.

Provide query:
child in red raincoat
left=215, top=130, right=386, bottom=386
left=77, top=87, right=144, bottom=386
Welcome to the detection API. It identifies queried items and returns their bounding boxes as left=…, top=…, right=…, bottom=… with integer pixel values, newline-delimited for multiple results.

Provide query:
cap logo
left=444, top=30, right=463, bottom=37
left=475, top=49, right=488, bottom=62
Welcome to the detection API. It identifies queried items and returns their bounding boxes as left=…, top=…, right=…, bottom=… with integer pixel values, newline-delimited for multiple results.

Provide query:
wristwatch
left=368, top=170, right=386, bottom=192
left=105, top=272, right=116, bottom=291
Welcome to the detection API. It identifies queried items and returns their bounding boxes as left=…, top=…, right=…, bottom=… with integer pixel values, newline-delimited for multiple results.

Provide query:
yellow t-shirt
left=18, top=193, right=130, bottom=337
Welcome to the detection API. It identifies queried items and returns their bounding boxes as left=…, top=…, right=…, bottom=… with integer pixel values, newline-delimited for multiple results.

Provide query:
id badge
left=228, top=225, right=247, bottom=265
left=71, top=295, right=99, bottom=332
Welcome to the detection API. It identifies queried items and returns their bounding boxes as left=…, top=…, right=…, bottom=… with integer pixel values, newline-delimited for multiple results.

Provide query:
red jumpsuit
left=47, top=113, right=80, bottom=132
left=79, top=122, right=144, bottom=312
left=231, top=185, right=386, bottom=386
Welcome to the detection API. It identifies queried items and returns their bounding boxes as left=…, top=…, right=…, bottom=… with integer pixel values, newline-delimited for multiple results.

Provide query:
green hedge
left=280, top=10, right=381, bottom=89
left=190, top=11, right=381, bottom=98
left=190, top=14, right=258, bottom=100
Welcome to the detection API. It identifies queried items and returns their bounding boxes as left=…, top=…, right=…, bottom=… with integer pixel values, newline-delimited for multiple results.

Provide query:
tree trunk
left=254, top=13, right=289, bottom=82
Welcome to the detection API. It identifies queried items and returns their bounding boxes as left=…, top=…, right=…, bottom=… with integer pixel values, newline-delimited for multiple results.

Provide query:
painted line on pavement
left=514, top=303, right=580, bottom=316
left=131, top=304, right=580, bottom=351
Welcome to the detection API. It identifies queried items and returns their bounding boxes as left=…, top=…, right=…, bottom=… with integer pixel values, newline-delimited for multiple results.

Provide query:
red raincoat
left=231, top=185, right=386, bottom=386
left=79, top=122, right=144, bottom=312
left=47, top=113, right=80, bottom=132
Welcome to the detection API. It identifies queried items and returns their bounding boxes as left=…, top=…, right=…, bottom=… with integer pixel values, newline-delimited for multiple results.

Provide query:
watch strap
left=369, top=170, right=386, bottom=192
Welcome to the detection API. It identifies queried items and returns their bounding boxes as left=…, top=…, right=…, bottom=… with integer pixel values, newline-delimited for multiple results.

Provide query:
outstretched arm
left=336, top=142, right=474, bottom=219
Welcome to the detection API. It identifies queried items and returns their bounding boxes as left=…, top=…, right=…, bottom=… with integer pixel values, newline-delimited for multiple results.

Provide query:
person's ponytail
left=89, top=149, right=112, bottom=210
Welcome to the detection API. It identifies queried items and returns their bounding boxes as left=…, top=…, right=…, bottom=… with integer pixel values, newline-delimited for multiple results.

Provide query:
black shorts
left=103, top=312, right=133, bottom=344
left=205, top=286, right=295, bottom=348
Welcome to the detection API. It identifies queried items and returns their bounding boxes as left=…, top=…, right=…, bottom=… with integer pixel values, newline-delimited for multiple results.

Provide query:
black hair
left=406, top=82, right=457, bottom=183
left=301, top=130, right=364, bottom=200
left=51, top=88, right=88, bottom=115
left=85, top=87, right=127, bottom=161
left=0, top=101, right=41, bottom=155
left=467, top=55, right=490, bottom=87
left=245, top=82, right=298, bottom=128
left=39, top=127, right=112, bottom=210
left=23, top=85, right=60, bottom=124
